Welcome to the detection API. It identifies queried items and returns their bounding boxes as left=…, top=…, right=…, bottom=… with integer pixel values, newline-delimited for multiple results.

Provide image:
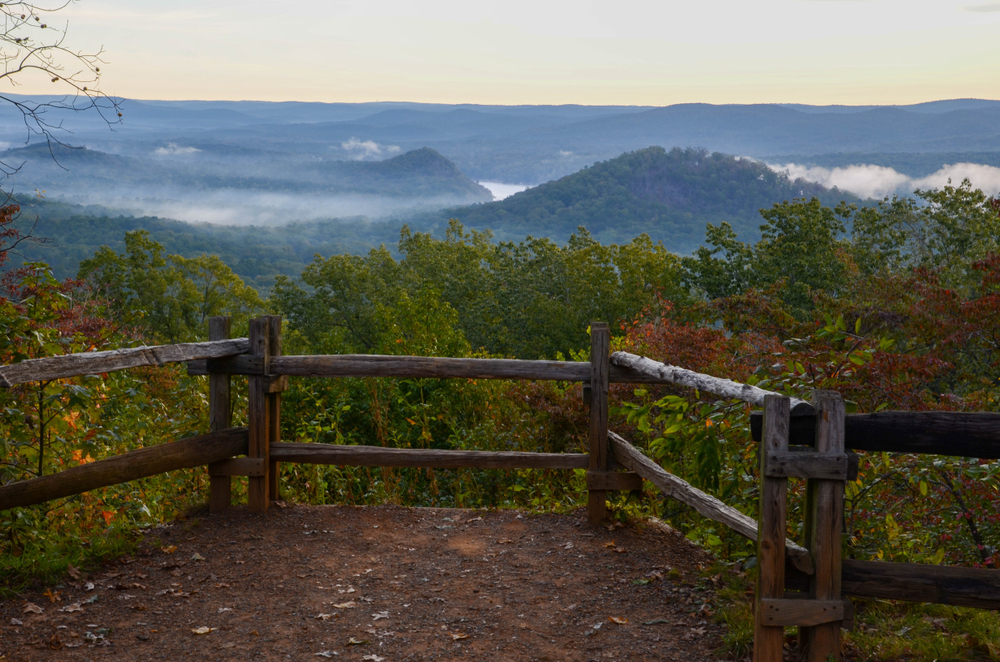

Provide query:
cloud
left=965, top=2, right=1000, bottom=11
left=558, top=150, right=574, bottom=157
left=770, top=162, right=910, bottom=199
left=768, top=161, right=1000, bottom=198
left=340, top=137, right=401, bottom=159
left=154, top=143, right=201, bottom=156
left=912, top=163, right=1000, bottom=193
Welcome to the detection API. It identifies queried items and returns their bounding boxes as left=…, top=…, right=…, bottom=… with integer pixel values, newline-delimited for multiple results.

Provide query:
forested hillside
left=11, top=147, right=858, bottom=284
left=425, top=147, right=859, bottom=250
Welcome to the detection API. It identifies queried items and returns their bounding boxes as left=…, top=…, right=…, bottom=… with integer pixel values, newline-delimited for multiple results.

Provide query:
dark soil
left=1, top=505, right=729, bottom=661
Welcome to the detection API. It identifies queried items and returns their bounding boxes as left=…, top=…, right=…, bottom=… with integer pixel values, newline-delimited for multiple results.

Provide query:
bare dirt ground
left=1, top=505, right=730, bottom=662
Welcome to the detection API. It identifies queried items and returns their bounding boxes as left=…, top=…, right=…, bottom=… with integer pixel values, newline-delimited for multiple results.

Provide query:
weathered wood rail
left=4, top=316, right=1000, bottom=662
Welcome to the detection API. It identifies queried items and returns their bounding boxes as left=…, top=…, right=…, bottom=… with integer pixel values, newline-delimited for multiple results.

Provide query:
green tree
left=683, top=197, right=851, bottom=313
left=78, top=230, right=263, bottom=343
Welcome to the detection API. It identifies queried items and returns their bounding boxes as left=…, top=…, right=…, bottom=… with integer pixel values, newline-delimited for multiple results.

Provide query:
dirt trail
left=1, top=505, right=728, bottom=661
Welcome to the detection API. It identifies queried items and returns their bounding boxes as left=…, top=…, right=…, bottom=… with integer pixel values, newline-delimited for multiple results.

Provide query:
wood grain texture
left=208, top=317, right=234, bottom=514
left=588, top=323, right=610, bottom=524
left=0, top=428, right=248, bottom=511
left=209, top=458, right=265, bottom=476
left=269, top=355, right=591, bottom=381
left=841, top=560, right=1000, bottom=609
left=585, top=471, right=643, bottom=491
left=610, top=351, right=814, bottom=414
left=764, top=451, right=848, bottom=480
left=269, top=443, right=590, bottom=469
left=267, top=315, right=282, bottom=502
left=0, top=338, right=250, bottom=387
left=750, top=410, right=1000, bottom=459
left=760, top=599, right=845, bottom=627
left=755, top=395, right=790, bottom=662
left=247, top=317, right=271, bottom=514
left=608, top=430, right=813, bottom=574
left=802, top=390, right=846, bottom=662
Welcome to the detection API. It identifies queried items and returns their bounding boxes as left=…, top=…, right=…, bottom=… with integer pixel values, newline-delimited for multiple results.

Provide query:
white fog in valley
left=768, top=162, right=1000, bottom=199
left=478, top=182, right=531, bottom=201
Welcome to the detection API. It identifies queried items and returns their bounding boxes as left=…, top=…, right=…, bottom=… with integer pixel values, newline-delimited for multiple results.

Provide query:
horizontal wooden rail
left=785, top=558, right=1000, bottom=610
left=270, top=355, right=590, bottom=381
left=841, top=560, right=1000, bottom=609
left=607, top=430, right=814, bottom=574
left=611, top=351, right=815, bottom=414
left=0, top=428, right=249, bottom=511
left=270, top=442, right=589, bottom=469
left=190, top=354, right=688, bottom=383
left=0, top=338, right=250, bottom=387
left=751, top=410, right=1000, bottom=459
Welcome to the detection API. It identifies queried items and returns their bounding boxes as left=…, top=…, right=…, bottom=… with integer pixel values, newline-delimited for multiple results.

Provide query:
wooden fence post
left=754, top=394, right=791, bottom=662
left=208, top=317, right=233, bottom=513
left=248, top=317, right=271, bottom=514
left=801, top=390, right=846, bottom=662
left=588, top=322, right=610, bottom=525
left=267, top=315, right=284, bottom=502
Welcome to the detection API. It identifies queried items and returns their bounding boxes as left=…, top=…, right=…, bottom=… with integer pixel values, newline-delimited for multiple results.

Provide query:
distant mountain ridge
left=1, top=95, right=997, bottom=187
left=418, top=146, right=859, bottom=252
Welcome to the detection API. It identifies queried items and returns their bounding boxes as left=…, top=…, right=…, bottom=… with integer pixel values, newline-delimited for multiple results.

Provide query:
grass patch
left=0, top=527, right=140, bottom=598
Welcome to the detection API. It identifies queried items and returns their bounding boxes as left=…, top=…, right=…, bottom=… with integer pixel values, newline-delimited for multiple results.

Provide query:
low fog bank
left=767, top=161, right=1000, bottom=199
left=477, top=181, right=532, bottom=201
left=41, top=188, right=487, bottom=227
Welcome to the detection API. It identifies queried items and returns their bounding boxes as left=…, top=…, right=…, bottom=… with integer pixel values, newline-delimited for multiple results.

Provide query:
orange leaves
left=71, top=449, right=95, bottom=465
left=99, top=510, right=116, bottom=525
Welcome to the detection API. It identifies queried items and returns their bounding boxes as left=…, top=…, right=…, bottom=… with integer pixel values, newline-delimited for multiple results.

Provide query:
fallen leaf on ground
left=23, top=603, right=44, bottom=614
left=218, top=607, right=232, bottom=613
left=644, top=618, right=670, bottom=625
left=372, top=611, right=389, bottom=620
left=67, top=564, right=81, bottom=580
left=84, top=582, right=95, bottom=591
left=346, top=637, right=369, bottom=645
left=609, top=616, right=628, bottom=624
left=604, top=541, right=617, bottom=548
left=191, top=626, right=217, bottom=635
left=315, top=613, right=336, bottom=620
left=11, top=618, right=23, bottom=626
left=44, top=588, right=61, bottom=603
left=190, top=553, right=205, bottom=561
left=161, top=545, right=178, bottom=554
left=332, top=602, right=356, bottom=609
left=314, top=651, right=337, bottom=658
left=613, top=547, right=628, bottom=554
left=362, top=656, right=384, bottom=661
left=451, top=633, right=469, bottom=640
left=60, top=603, right=83, bottom=613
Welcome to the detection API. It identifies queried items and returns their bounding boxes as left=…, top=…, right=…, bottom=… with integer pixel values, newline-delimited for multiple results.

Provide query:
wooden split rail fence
left=4, top=315, right=1000, bottom=661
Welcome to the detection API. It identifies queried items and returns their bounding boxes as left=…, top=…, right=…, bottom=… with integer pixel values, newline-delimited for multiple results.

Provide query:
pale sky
left=15, top=0, right=1000, bottom=105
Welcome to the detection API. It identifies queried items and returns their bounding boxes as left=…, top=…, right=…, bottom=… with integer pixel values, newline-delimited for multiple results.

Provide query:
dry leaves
left=191, top=626, right=217, bottom=635
left=609, top=616, right=628, bottom=624
left=23, top=603, right=44, bottom=614
left=451, top=633, right=469, bottom=640
left=346, top=636, right=369, bottom=645
left=332, top=601, right=356, bottom=609
left=315, top=613, right=337, bottom=621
